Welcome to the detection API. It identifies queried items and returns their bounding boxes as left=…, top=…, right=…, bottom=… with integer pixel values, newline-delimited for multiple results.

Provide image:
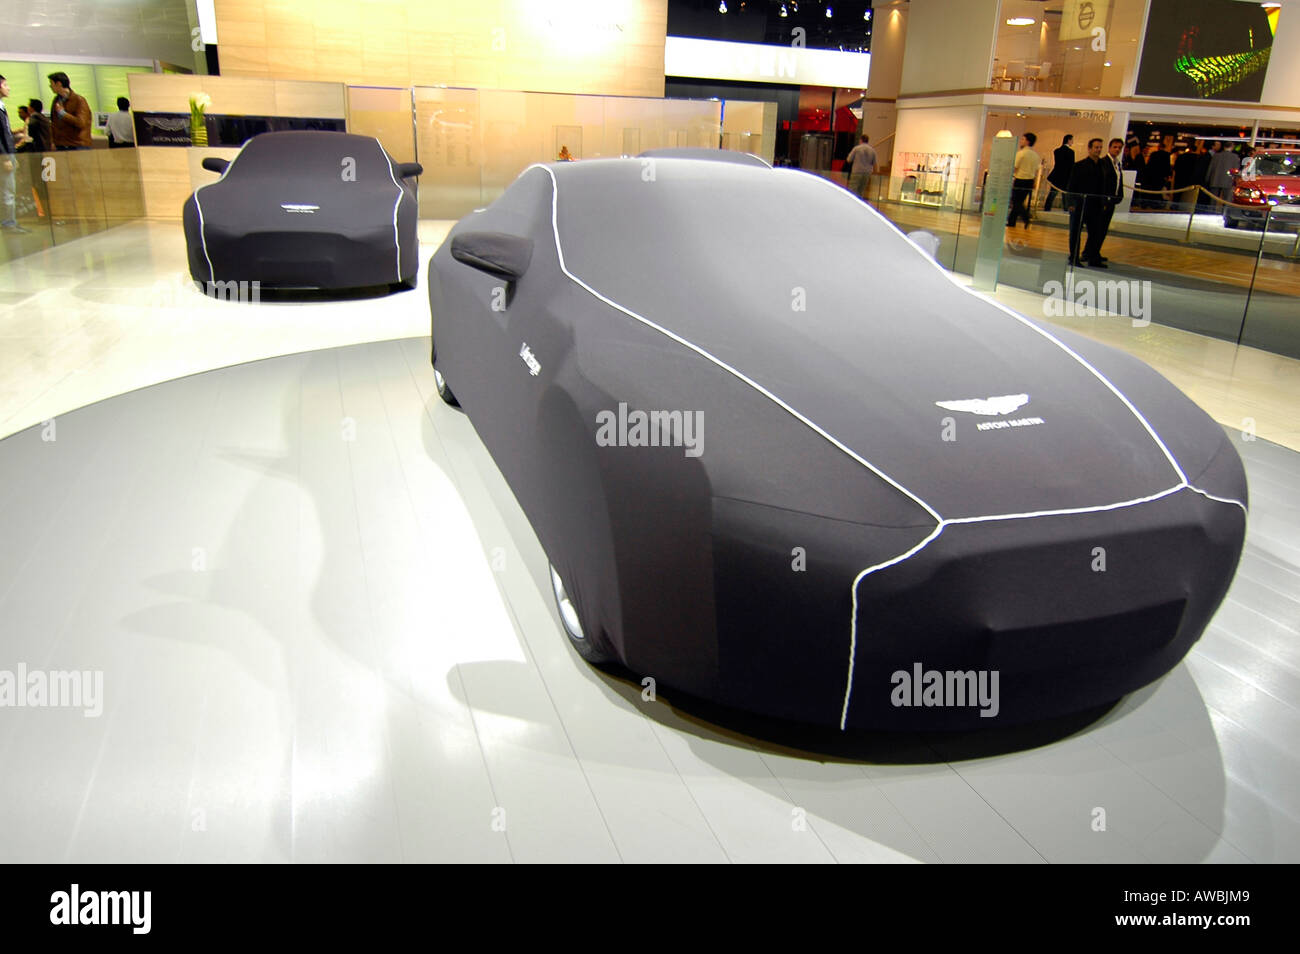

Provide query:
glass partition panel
left=602, top=96, right=670, bottom=157
left=992, top=0, right=1145, bottom=96
left=722, top=100, right=777, bottom=165
left=0, top=148, right=147, bottom=266
left=805, top=171, right=968, bottom=273
left=413, top=86, right=482, bottom=219
left=1239, top=208, right=1300, bottom=360
left=411, top=88, right=722, bottom=220
left=347, top=86, right=416, bottom=163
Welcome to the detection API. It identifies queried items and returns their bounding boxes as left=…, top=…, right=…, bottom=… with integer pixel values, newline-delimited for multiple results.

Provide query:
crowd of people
left=1125, top=135, right=1249, bottom=210
left=1012, top=129, right=1261, bottom=268
left=1040, top=132, right=1253, bottom=214
left=1, top=72, right=135, bottom=235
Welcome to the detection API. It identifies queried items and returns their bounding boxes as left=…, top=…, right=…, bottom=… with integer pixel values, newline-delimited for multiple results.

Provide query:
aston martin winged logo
left=935, top=393, right=1030, bottom=416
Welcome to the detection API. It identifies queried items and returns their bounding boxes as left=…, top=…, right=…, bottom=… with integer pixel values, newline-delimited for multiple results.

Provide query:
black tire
left=433, top=366, right=461, bottom=408
left=548, top=562, right=614, bottom=664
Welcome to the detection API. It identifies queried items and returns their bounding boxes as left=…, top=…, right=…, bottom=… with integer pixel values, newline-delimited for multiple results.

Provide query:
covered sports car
left=183, top=131, right=422, bottom=291
left=427, top=152, right=1247, bottom=730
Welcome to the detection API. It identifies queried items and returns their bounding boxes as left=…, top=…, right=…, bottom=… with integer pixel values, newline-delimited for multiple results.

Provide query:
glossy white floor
left=0, top=222, right=1298, bottom=863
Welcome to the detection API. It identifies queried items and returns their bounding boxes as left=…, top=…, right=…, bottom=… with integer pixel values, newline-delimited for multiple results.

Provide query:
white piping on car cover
left=379, top=143, right=405, bottom=283
left=192, top=138, right=253, bottom=283
left=531, top=162, right=1248, bottom=730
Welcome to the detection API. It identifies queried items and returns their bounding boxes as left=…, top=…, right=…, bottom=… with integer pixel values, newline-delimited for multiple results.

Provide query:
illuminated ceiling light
left=718, top=0, right=726, bottom=11
left=1006, top=17, right=1036, bottom=26
left=864, top=8, right=872, bottom=19
left=826, top=5, right=834, bottom=16
left=1104, top=61, right=1112, bottom=66
left=780, top=3, right=788, bottom=15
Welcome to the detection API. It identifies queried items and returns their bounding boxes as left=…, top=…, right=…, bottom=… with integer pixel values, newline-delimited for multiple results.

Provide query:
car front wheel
left=549, top=563, right=613, bottom=664
left=433, top=366, right=460, bottom=408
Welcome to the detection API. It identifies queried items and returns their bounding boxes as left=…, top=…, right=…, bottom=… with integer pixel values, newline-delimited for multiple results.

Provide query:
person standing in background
left=1138, top=137, right=1172, bottom=209
left=1207, top=140, right=1240, bottom=201
left=106, top=97, right=135, bottom=148
left=48, top=72, right=92, bottom=150
left=1172, top=144, right=1199, bottom=211
left=1192, top=140, right=1214, bottom=210
left=1044, top=134, right=1074, bottom=211
left=845, top=134, right=878, bottom=200
left=1006, top=132, right=1040, bottom=228
left=0, top=75, right=29, bottom=233
left=1066, top=138, right=1109, bottom=267
left=1095, top=138, right=1125, bottom=262
left=14, top=105, right=29, bottom=146
left=18, top=100, right=51, bottom=154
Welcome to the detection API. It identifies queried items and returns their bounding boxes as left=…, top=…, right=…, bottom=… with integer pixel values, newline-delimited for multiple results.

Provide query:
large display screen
left=1135, top=0, right=1278, bottom=101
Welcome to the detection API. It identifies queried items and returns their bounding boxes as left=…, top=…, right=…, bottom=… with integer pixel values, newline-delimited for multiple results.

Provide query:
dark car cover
left=428, top=157, right=1248, bottom=730
left=183, top=131, right=419, bottom=290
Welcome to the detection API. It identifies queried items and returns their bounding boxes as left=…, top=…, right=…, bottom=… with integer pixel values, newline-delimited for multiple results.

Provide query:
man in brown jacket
left=47, top=72, right=92, bottom=149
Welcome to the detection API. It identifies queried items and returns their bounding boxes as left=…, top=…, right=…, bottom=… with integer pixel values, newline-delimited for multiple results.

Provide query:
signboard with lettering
left=1059, top=0, right=1112, bottom=42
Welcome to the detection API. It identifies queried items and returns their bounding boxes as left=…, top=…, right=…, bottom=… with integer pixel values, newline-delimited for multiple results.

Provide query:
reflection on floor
left=968, top=278, right=1300, bottom=453
left=0, top=338, right=1295, bottom=862
left=0, top=220, right=451, bottom=440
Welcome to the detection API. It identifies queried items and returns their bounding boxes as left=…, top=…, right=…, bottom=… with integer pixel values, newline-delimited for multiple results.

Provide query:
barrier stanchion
left=1239, top=203, right=1274, bottom=346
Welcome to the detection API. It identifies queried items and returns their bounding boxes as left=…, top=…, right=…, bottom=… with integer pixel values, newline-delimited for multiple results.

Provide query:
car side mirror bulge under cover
left=450, top=231, right=533, bottom=281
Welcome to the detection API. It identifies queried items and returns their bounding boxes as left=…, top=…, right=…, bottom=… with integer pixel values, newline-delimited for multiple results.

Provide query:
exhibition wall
left=212, top=0, right=670, bottom=99
left=899, top=0, right=1000, bottom=95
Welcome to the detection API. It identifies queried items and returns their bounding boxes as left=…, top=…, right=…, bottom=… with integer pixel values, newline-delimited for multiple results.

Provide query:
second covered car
left=183, top=130, right=422, bottom=291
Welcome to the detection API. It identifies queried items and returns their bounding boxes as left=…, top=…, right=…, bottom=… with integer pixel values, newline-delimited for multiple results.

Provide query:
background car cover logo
left=934, top=393, right=1030, bottom=416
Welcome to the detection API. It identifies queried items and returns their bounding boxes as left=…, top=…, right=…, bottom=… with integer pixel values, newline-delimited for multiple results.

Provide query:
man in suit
left=1193, top=140, right=1214, bottom=210
left=0, top=74, right=29, bottom=232
left=1066, top=138, right=1110, bottom=268
left=1171, top=144, right=1197, bottom=211
left=1094, top=137, right=1125, bottom=263
left=1044, top=134, right=1074, bottom=211
left=1207, top=140, right=1241, bottom=202
left=47, top=72, right=92, bottom=150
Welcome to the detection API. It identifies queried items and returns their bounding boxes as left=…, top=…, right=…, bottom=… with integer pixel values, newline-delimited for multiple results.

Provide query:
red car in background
left=1224, top=148, right=1300, bottom=231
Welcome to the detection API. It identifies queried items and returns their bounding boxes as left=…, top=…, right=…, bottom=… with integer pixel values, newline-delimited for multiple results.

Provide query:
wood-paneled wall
left=127, top=74, right=346, bottom=118
left=213, top=0, right=668, bottom=98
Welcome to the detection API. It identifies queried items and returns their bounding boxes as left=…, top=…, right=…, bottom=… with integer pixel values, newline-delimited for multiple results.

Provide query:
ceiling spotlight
left=864, top=8, right=872, bottom=19
left=1006, top=17, right=1035, bottom=26
left=826, top=5, right=834, bottom=16
left=780, top=3, right=788, bottom=15
left=718, top=0, right=726, bottom=11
